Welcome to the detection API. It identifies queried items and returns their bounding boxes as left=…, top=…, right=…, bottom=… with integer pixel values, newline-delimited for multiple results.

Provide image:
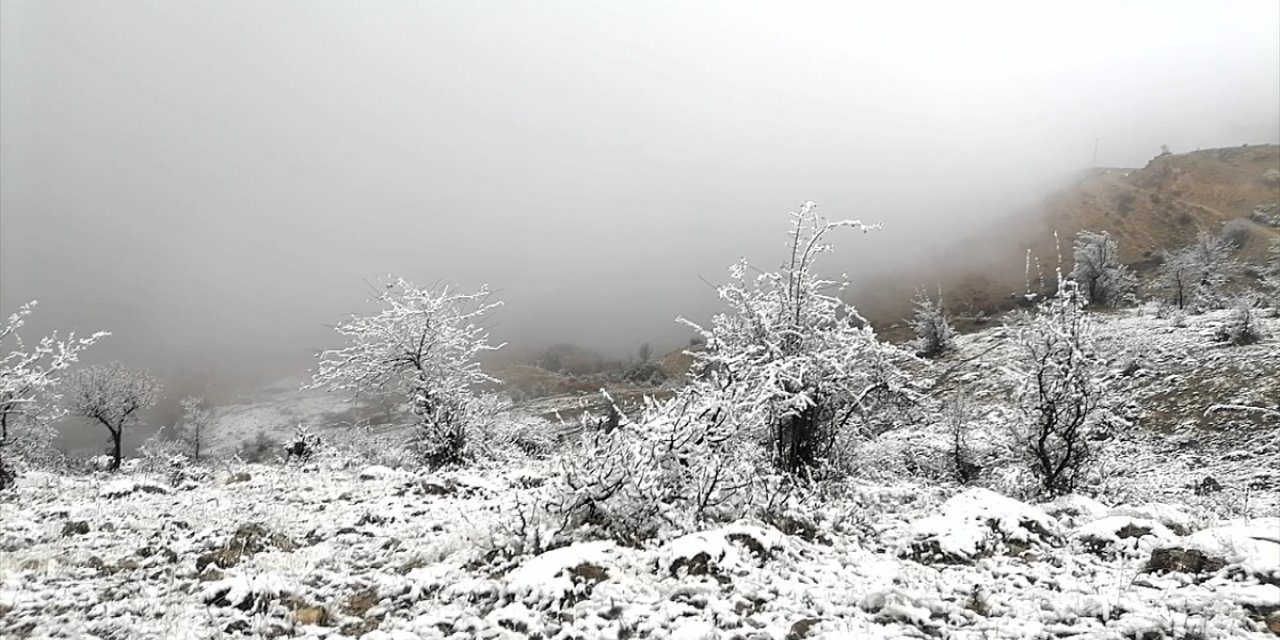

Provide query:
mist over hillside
left=3, top=3, right=1280, bottom=638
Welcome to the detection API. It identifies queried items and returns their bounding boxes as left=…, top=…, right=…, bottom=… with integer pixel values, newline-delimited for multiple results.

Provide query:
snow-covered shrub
left=1220, top=217, right=1256, bottom=249
left=944, top=396, right=981, bottom=485
left=308, top=277, right=503, bottom=469
left=283, top=425, right=322, bottom=461
left=1070, top=230, right=1137, bottom=308
left=1008, top=280, right=1113, bottom=496
left=679, top=201, right=908, bottom=474
left=137, top=426, right=186, bottom=472
left=466, top=396, right=557, bottom=460
left=621, top=360, right=666, bottom=385
left=1214, top=297, right=1269, bottom=346
left=1153, top=231, right=1240, bottom=311
left=0, top=300, right=107, bottom=485
left=235, top=432, right=282, bottom=464
left=551, top=395, right=759, bottom=545
left=63, top=362, right=162, bottom=471
left=908, top=290, right=955, bottom=358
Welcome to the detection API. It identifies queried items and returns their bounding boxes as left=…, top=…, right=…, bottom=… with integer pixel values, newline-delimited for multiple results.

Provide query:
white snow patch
left=504, top=541, right=615, bottom=606
left=905, top=488, right=1060, bottom=562
left=358, top=464, right=400, bottom=480
left=1182, top=518, right=1280, bottom=580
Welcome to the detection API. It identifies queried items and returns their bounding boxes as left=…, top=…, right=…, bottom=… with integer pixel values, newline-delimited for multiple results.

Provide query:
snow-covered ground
left=2, top=461, right=1277, bottom=639
left=2, top=307, right=1278, bottom=639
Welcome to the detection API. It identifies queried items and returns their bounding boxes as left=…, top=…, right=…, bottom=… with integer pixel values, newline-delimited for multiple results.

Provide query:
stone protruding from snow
left=1109, top=502, right=1196, bottom=536
left=1043, top=494, right=1111, bottom=526
left=196, top=523, right=297, bottom=572
left=660, top=524, right=786, bottom=577
left=200, top=573, right=294, bottom=611
left=504, top=541, right=615, bottom=608
left=98, top=478, right=170, bottom=499
left=1073, top=516, right=1175, bottom=556
left=1147, top=518, right=1280, bottom=583
left=860, top=588, right=934, bottom=627
left=903, top=488, right=1061, bottom=564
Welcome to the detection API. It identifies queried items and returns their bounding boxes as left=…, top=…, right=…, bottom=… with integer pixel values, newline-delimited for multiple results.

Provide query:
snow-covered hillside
left=2, top=307, right=1278, bottom=639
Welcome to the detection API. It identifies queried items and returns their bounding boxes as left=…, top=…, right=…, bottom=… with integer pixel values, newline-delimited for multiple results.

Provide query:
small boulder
left=787, top=617, right=823, bottom=640
left=61, top=521, right=90, bottom=538
left=294, top=606, right=330, bottom=626
left=196, top=523, right=296, bottom=572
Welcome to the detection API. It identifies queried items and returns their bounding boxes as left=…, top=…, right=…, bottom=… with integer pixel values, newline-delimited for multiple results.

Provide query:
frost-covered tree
left=1153, top=231, right=1239, bottom=311
left=64, top=362, right=162, bottom=471
left=176, top=395, right=214, bottom=461
left=307, top=278, right=503, bottom=468
left=1, top=301, right=107, bottom=485
left=909, top=289, right=955, bottom=358
left=1069, top=230, right=1136, bottom=308
left=680, top=202, right=906, bottom=474
left=1010, top=280, right=1110, bottom=496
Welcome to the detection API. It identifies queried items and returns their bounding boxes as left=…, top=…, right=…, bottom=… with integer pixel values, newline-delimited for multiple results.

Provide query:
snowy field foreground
left=2, top=460, right=1278, bottom=639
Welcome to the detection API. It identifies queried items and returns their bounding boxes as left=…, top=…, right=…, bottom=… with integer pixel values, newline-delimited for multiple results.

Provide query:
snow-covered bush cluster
left=679, top=202, right=909, bottom=475
left=549, top=394, right=762, bottom=545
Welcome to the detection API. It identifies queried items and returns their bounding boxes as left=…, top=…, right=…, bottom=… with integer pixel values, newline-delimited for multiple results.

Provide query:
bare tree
left=1154, top=231, right=1239, bottom=311
left=64, top=362, right=162, bottom=471
left=176, top=396, right=214, bottom=461
left=1070, top=230, right=1136, bottom=308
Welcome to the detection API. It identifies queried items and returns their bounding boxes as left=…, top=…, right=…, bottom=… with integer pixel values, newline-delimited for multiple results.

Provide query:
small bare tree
left=1154, top=231, right=1239, bottom=311
left=176, top=396, right=215, bottom=461
left=64, top=362, right=162, bottom=471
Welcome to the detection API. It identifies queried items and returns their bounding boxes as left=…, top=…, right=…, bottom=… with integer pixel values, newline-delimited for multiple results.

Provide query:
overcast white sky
left=2, top=1, right=1278, bottom=382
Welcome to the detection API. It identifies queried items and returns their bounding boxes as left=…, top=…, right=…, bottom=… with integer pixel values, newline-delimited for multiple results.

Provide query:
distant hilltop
left=857, top=143, right=1280, bottom=331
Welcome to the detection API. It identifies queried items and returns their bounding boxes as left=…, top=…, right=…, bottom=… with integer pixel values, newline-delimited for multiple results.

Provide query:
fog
left=3, top=1, right=1279, bottom=408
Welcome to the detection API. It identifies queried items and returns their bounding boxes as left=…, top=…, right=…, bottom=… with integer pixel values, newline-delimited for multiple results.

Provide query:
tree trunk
left=110, top=429, right=122, bottom=471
